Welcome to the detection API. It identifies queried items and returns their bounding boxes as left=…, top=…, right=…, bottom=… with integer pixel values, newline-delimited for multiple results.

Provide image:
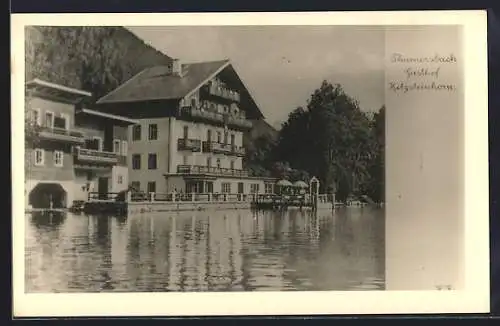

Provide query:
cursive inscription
left=389, top=81, right=456, bottom=93
left=388, top=53, right=458, bottom=94
left=391, top=53, right=457, bottom=64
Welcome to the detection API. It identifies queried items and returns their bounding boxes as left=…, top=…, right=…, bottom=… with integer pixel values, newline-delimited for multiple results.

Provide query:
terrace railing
left=177, top=164, right=249, bottom=177
left=124, top=192, right=335, bottom=205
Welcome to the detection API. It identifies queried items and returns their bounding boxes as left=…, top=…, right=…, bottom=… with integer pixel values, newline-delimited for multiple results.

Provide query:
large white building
left=95, top=59, right=276, bottom=196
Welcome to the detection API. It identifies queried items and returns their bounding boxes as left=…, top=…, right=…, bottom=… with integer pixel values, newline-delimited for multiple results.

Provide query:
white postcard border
left=11, top=10, right=489, bottom=316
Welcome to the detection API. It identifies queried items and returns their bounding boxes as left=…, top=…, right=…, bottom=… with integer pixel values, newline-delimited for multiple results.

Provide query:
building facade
left=96, top=59, right=276, bottom=196
left=25, top=79, right=138, bottom=209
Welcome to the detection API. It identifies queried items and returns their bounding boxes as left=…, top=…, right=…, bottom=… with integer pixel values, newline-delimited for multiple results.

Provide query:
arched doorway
left=28, top=183, right=67, bottom=209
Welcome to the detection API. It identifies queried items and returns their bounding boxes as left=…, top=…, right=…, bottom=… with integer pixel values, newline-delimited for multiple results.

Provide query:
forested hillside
left=25, top=26, right=173, bottom=99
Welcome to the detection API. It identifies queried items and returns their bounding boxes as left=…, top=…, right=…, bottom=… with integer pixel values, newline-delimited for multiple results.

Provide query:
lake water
left=25, top=207, right=385, bottom=292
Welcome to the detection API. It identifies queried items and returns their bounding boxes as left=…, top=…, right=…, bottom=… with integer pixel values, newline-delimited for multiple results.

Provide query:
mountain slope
left=25, top=26, right=173, bottom=99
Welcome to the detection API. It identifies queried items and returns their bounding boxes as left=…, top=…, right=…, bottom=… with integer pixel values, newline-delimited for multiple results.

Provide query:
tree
left=272, top=80, right=384, bottom=202
left=244, top=133, right=277, bottom=177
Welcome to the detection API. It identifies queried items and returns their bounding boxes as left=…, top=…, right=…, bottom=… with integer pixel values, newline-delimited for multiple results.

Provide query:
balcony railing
left=179, top=106, right=252, bottom=130
left=177, top=138, right=202, bottom=152
left=74, top=147, right=119, bottom=164
left=202, top=141, right=246, bottom=157
left=206, top=84, right=240, bottom=102
left=179, top=106, right=224, bottom=124
left=225, top=114, right=253, bottom=129
left=177, top=165, right=249, bottom=177
left=37, top=126, right=85, bottom=144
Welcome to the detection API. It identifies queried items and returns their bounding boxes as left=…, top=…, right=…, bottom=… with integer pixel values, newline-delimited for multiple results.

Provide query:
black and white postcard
left=11, top=11, right=489, bottom=316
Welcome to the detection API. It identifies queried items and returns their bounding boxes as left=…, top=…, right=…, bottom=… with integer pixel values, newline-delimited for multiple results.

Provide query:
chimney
left=171, top=58, right=184, bottom=77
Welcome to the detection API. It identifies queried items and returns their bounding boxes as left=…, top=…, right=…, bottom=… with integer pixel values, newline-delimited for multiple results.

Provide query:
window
left=121, top=141, right=128, bottom=156
left=117, top=175, right=123, bottom=184
left=206, top=182, right=214, bottom=193
left=217, top=131, right=221, bottom=143
left=207, top=130, right=212, bottom=142
left=148, top=153, right=157, bottom=170
left=230, top=160, right=235, bottom=170
left=93, top=137, right=102, bottom=151
left=265, top=183, right=274, bottom=194
left=132, top=125, right=141, bottom=141
left=148, top=124, right=158, bottom=140
left=53, top=151, right=64, bottom=167
left=207, top=157, right=211, bottom=167
left=250, top=184, right=260, bottom=194
left=224, top=131, right=228, bottom=144
left=132, top=154, right=141, bottom=170
left=147, top=182, right=156, bottom=193
left=113, top=139, right=121, bottom=153
left=30, top=109, right=40, bottom=125
left=131, top=181, right=140, bottom=191
left=191, top=98, right=197, bottom=107
left=230, top=134, right=235, bottom=146
left=44, top=111, right=54, bottom=128
left=34, top=148, right=44, bottom=166
left=53, top=115, right=67, bottom=129
left=221, top=182, right=231, bottom=193
left=183, top=155, right=189, bottom=165
left=183, top=126, right=189, bottom=139
left=85, top=138, right=101, bottom=151
left=216, top=158, right=221, bottom=168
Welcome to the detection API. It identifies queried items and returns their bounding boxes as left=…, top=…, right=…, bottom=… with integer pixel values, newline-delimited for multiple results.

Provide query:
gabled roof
left=96, top=59, right=265, bottom=119
left=96, top=60, right=230, bottom=104
left=76, top=108, right=139, bottom=125
left=26, top=78, right=92, bottom=104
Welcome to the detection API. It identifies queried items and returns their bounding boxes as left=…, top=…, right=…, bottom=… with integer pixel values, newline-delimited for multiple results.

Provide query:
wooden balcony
left=225, top=114, right=253, bottom=130
left=177, top=165, right=249, bottom=177
left=206, top=85, right=240, bottom=102
left=202, top=141, right=246, bottom=157
left=179, top=106, right=224, bottom=124
left=177, top=138, right=202, bottom=152
left=37, top=127, right=85, bottom=144
left=74, top=147, right=119, bottom=164
left=179, top=106, right=252, bottom=130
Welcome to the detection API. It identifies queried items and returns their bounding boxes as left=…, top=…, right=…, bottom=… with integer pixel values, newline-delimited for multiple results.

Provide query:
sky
left=126, top=26, right=385, bottom=128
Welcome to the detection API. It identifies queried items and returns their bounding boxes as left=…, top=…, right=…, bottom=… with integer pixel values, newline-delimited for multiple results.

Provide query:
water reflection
left=25, top=207, right=385, bottom=292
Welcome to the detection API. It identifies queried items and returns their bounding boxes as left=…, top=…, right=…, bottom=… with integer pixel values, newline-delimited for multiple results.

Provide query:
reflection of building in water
left=246, top=252, right=287, bottom=291
left=110, top=217, right=128, bottom=288
left=192, top=214, right=208, bottom=291
left=167, top=216, right=181, bottom=291
left=180, top=215, right=198, bottom=291
left=206, top=215, right=231, bottom=290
